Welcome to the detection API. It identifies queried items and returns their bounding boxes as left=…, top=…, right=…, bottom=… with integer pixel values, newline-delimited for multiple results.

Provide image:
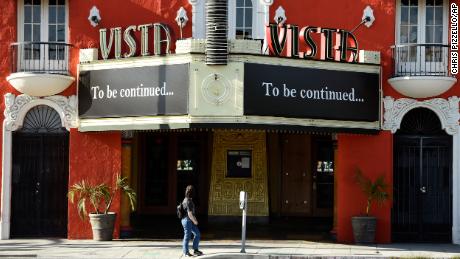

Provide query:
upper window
left=399, top=0, right=446, bottom=44
left=395, top=0, right=448, bottom=75
left=18, top=0, right=68, bottom=70
left=228, top=0, right=260, bottom=40
left=397, top=0, right=447, bottom=60
left=22, top=0, right=67, bottom=43
left=235, top=0, right=253, bottom=39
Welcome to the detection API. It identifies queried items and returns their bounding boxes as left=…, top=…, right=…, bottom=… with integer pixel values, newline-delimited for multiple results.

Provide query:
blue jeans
left=181, top=217, right=200, bottom=254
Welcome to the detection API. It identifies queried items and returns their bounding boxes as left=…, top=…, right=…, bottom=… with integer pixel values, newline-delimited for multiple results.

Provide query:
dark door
left=11, top=132, right=69, bottom=237
left=281, top=134, right=312, bottom=215
left=392, top=108, right=452, bottom=242
left=176, top=134, right=207, bottom=213
left=138, top=132, right=208, bottom=215
left=312, top=137, right=334, bottom=216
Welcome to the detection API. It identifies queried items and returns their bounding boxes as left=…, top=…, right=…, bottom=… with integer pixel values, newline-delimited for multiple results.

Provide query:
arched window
left=235, top=0, right=253, bottom=39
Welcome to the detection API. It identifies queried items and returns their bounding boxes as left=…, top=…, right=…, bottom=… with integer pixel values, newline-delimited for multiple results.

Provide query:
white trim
left=0, top=129, right=12, bottom=240
left=78, top=115, right=379, bottom=132
left=188, top=0, right=205, bottom=39
left=228, top=0, right=237, bottom=40
left=382, top=96, right=460, bottom=244
left=0, top=93, right=77, bottom=240
left=453, top=133, right=460, bottom=244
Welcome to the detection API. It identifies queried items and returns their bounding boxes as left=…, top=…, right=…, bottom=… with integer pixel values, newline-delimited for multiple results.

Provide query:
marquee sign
left=78, top=63, right=189, bottom=118
left=99, top=23, right=172, bottom=60
left=266, top=23, right=359, bottom=63
left=244, top=63, right=380, bottom=122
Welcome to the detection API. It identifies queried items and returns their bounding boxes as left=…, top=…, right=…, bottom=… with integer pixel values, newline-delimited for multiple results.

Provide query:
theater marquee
left=244, top=63, right=380, bottom=122
left=78, top=63, right=189, bottom=118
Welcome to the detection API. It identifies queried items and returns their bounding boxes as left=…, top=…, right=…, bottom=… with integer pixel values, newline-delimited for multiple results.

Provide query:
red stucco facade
left=0, top=0, right=459, bottom=243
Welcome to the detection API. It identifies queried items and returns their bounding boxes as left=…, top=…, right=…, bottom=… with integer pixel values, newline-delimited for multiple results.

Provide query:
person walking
left=181, top=185, right=203, bottom=257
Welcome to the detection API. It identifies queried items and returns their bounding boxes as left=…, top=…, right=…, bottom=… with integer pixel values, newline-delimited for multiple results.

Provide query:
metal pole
left=241, top=203, right=247, bottom=253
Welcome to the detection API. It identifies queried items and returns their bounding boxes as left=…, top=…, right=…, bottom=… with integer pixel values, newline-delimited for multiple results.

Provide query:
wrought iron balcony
left=7, top=42, right=75, bottom=97
left=388, top=43, right=456, bottom=98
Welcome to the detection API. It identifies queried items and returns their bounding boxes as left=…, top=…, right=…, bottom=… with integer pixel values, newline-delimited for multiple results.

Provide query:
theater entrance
left=266, top=133, right=334, bottom=239
left=131, top=131, right=210, bottom=237
left=393, top=108, right=453, bottom=242
left=10, top=106, right=69, bottom=238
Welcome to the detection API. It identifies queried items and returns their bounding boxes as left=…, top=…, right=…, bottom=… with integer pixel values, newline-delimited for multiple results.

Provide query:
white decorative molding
left=383, top=96, right=460, bottom=135
left=4, top=93, right=78, bottom=131
left=274, top=6, right=287, bottom=25
left=259, top=0, right=273, bottom=5
left=175, top=38, right=206, bottom=53
left=201, top=73, right=232, bottom=105
left=228, top=39, right=262, bottom=54
left=362, top=5, right=375, bottom=28
left=79, top=48, right=99, bottom=63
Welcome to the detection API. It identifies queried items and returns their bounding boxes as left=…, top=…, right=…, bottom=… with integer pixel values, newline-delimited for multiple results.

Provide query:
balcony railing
left=390, top=43, right=453, bottom=78
left=10, top=42, right=72, bottom=75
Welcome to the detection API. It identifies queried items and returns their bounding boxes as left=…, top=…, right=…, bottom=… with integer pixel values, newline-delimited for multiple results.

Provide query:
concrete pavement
left=0, top=239, right=460, bottom=258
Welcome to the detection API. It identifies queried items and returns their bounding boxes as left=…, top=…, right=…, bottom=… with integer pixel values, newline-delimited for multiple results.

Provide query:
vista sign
left=266, top=23, right=359, bottom=63
left=99, top=23, right=172, bottom=60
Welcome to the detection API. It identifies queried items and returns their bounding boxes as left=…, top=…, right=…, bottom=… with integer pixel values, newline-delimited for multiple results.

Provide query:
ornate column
left=120, top=131, right=134, bottom=237
left=454, top=131, right=460, bottom=244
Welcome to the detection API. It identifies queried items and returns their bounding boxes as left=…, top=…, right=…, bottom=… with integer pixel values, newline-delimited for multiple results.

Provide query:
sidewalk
left=0, top=239, right=459, bottom=259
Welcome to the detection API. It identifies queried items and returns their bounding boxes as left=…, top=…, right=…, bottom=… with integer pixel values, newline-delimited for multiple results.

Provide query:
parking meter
left=239, top=191, right=247, bottom=209
left=239, top=191, right=247, bottom=253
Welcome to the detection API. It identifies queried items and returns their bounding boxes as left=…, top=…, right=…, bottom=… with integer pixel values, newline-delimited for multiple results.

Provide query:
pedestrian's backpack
left=177, top=202, right=186, bottom=219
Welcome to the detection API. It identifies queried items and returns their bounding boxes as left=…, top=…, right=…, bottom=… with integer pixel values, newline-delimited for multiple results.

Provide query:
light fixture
left=88, top=6, right=101, bottom=27
left=175, top=7, right=189, bottom=39
left=274, top=6, right=286, bottom=25
left=351, top=6, right=375, bottom=33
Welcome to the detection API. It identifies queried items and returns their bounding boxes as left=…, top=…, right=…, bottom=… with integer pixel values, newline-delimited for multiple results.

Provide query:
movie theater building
left=0, top=0, right=459, bottom=244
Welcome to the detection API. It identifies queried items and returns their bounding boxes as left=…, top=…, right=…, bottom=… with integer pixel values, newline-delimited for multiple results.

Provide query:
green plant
left=68, top=174, right=137, bottom=219
left=355, top=168, right=390, bottom=216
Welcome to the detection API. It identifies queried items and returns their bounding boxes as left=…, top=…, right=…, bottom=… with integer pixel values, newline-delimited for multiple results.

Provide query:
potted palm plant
left=68, top=174, right=136, bottom=241
left=351, top=169, right=390, bottom=244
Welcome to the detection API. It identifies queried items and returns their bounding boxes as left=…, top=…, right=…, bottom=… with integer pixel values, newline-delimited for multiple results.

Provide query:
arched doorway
left=392, top=108, right=452, bottom=242
left=10, top=105, right=69, bottom=237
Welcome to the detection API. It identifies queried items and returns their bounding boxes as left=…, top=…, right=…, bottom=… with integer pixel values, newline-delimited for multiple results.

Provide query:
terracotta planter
left=89, top=212, right=116, bottom=241
left=351, top=216, right=376, bottom=244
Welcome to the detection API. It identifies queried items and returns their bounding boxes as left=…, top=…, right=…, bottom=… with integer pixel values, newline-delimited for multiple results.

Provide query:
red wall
left=271, top=0, right=397, bottom=243
left=69, top=0, right=192, bottom=59
left=65, top=0, right=190, bottom=239
left=271, top=0, right=398, bottom=97
left=0, top=0, right=17, bottom=211
left=336, top=131, right=393, bottom=243
left=0, top=0, right=457, bottom=242
left=68, top=130, right=122, bottom=239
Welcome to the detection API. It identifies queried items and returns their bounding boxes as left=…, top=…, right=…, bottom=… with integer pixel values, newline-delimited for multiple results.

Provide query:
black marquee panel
left=79, top=63, right=189, bottom=119
left=244, top=63, right=380, bottom=122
